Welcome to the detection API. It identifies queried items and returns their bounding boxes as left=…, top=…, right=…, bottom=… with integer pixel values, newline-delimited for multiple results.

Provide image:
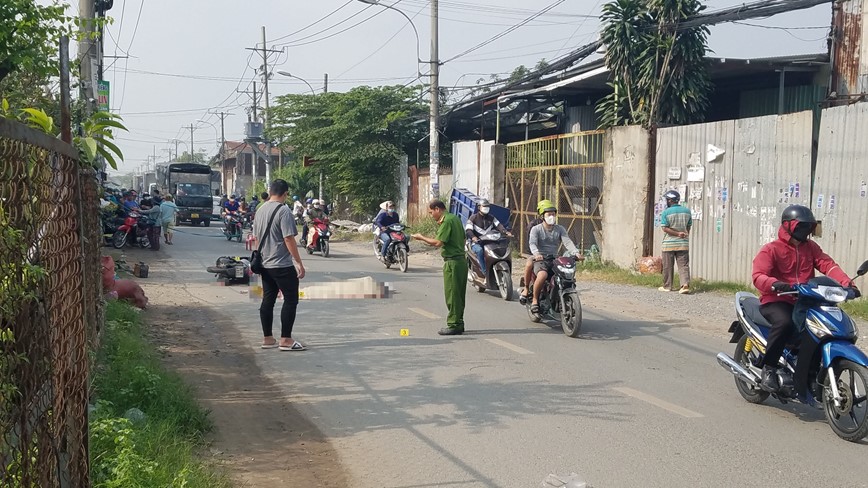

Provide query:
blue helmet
left=306, top=198, right=313, bottom=204
left=293, top=195, right=299, bottom=201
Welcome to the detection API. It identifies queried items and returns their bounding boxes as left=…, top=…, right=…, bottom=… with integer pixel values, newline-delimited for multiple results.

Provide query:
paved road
left=134, top=225, right=868, bottom=488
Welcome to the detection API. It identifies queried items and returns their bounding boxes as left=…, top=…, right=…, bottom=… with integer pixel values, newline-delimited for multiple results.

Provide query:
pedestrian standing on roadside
left=411, top=200, right=468, bottom=335
left=659, top=190, right=692, bottom=294
left=159, top=195, right=178, bottom=245
left=253, top=179, right=307, bottom=351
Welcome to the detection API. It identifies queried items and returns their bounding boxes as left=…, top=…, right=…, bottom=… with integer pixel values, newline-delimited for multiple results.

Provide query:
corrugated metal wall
left=654, top=111, right=814, bottom=284
left=566, top=105, right=598, bottom=133
left=738, top=85, right=826, bottom=118
left=813, top=102, right=868, bottom=278
left=451, top=140, right=494, bottom=199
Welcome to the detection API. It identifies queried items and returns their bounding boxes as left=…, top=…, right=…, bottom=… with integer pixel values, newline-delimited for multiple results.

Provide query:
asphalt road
left=135, top=224, right=868, bottom=488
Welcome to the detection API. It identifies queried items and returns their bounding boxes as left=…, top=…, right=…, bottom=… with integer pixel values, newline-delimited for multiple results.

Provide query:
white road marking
left=485, top=338, right=534, bottom=355
left=408, top=307, right=440, bottom=319
left=613, top=387, right=703, bottom=418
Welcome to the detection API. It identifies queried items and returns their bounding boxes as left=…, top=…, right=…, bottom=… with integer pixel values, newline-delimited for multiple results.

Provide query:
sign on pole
left=97, top=81, right=110, bottom=112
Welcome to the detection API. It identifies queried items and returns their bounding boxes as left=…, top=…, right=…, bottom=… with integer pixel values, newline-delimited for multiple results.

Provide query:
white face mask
left=544, top=215, right=556, bottom=225
left=480, top=206, right=490, bottom=215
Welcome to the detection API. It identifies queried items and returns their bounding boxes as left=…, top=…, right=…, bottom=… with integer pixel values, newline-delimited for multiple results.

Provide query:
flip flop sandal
left=261, top=343, right=279, bottom=349
left=530, top=304, right=540, bottom=313
left=279, top=341, right=306, bottom=351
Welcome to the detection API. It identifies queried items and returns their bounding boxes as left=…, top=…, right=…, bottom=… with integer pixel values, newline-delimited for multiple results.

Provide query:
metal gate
left=506, top=131, right=605, bottom=254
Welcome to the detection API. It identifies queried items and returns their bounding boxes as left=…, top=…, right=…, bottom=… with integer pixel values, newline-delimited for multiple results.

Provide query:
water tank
left=244, top=122, right=264, bottom=139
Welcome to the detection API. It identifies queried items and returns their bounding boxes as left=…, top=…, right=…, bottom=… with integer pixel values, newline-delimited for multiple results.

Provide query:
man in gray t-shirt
left=252, top=179, right=307, bottom=351
left=528, top=202, right=579, bottom=312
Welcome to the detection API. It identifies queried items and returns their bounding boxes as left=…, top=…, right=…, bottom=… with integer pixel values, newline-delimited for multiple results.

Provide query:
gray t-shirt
left=253, top=201, right=297, bottom=269
left=528, top=223, right=578, bottom=257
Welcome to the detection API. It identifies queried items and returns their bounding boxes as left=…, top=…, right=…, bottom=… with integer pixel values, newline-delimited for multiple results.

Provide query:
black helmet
left=781, top=205, right=816, bottom=225
left=664, top=190, right=681, bottom=203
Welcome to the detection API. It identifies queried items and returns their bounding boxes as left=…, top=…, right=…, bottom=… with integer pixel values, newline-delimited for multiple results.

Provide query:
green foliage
left=842, top=300, right=868, bottom=322
left=0, top=0, right=71, bottom=84
left=269, top=85, right=425, bottom=214
left=89, top=301, right=227, bottom=487
left=596, top=0, right=712, bottom=129
left=249, top=163, right=317, bottom=200
left=174, top=150, right=208, bottom=164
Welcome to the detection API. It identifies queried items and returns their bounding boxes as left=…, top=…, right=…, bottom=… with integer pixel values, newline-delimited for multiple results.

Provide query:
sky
left=88, top=0, right=832, bottom=176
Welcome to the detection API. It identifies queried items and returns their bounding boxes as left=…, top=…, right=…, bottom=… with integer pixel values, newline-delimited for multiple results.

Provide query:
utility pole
left=323, top=73, right=329, bottom=93
left=247, top=29, right=283, bottom=187
left=429, top=0, right=440, bottom=202
left=189, top=124, right=195, bottom=163
left=78, top=0, right=96, bottom=117
left=174, top=139, right=179, bottom=161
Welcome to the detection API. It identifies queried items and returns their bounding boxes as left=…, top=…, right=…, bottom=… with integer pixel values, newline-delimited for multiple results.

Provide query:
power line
left=267, top=0, right=355, bottom=43
left=271, top=3, right=376, bottom=47
left=442, top=0, right=565, bottom=64
left=553, top=0, right=602, bottom=58
left=277, top=4, right=394, bottom=48
left=118, top=0, right=145, bottom=112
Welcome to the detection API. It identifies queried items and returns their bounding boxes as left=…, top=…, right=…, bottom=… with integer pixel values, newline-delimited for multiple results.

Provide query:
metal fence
left=0, top=117, right=100, bottom=487
left=813, top=102, right=868, bottom=278
left=653, top=110, right=814, bottom=283
left=505, top=131, right=605, bottom=254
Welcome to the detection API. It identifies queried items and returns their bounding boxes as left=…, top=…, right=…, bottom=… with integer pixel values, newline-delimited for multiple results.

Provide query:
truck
left=157, top=163, right=214, bottom=226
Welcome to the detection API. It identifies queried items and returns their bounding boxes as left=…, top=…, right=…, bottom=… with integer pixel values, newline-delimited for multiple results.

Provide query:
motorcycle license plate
left=191, top=213, right=199, bottom=218
left=235, top=266, right=244, bottom=278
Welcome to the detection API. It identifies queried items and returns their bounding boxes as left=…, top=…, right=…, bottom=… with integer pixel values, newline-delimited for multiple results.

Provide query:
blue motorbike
left=717, top=260, right=868, bottom=441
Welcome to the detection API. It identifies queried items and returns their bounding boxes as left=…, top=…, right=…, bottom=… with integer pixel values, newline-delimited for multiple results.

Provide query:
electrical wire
left=118, top=0, right=145, bottom=112
left=334, top=1, right=428, bottom=79
left=277, top=4, right=395, bottom=48
left=552, top=0, right=602, bottom=58
left=442, top=0, right=565, bottom=64
left=267, top=0, right=355, bottom=43
left=271, top=3, right=376, bottom=47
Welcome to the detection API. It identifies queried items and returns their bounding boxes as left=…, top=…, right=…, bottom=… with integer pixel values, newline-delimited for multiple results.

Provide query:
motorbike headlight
left=817, top=285, right=848, bottom=303
left=557, top=265, right=576, bottom=276
left=806, top=317, right=832, bottom=339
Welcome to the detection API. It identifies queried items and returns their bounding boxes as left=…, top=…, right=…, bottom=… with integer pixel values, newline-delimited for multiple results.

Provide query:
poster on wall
left=668, top=167, right=682, bottom=180
left=687, top=165, right=705, bottom=182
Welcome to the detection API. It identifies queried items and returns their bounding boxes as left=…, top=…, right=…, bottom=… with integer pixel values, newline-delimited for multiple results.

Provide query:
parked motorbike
left=717, top=260, right=868, bottom=442
left=466, top=233, right=513, bottom=300
left=520, top=255, right=583, bottom=337
left=373, top=223, right=409, bottom=272
left=206, top=256, right=251, bottom=284
left=306, top=218, right=331, bottom=257
left=112, top=211, right=152, bottom=249
left=223, top=212, right=243, bottom=242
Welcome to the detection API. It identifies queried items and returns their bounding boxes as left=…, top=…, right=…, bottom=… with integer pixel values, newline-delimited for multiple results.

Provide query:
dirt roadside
left=141, top=281, right=349, bottom=487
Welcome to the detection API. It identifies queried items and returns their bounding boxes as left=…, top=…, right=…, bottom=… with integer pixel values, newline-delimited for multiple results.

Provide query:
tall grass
left=89, top=301, right=230, bottom=488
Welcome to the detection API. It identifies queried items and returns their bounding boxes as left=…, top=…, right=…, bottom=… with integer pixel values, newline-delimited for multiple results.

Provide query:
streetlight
left=357, top=0, right=439, bottom=201
left=276, top=71, right=316, bottom=95
left=196, top=119, right=221, bottom=152
left=357, top=0, right=423, bottom=70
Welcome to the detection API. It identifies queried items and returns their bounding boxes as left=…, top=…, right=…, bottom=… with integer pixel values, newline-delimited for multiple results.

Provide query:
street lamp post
left=358, top=0, right=438, bottom=201
left=277, top=71, right=324, bottom=200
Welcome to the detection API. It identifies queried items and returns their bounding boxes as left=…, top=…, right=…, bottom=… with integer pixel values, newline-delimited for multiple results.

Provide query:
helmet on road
left=663, top=190, right=680, bottom=203
left=537, top=199, right=556, bottom=215
left=781, top=205, right=816, bottom=225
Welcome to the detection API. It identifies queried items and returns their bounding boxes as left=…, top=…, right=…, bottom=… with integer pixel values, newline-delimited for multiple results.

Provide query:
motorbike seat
left=739, top=295, right=773, bottom=330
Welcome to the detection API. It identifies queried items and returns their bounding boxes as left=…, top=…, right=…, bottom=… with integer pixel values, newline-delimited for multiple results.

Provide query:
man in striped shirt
left=659, top=190, right=692, bottom=294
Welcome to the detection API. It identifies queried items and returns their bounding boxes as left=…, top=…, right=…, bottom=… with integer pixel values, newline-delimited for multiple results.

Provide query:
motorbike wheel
left=372, top=237, right=380, bottom=257
left=322, top=240, right=330, bottom=257
left=733, top=335, right=769, bottom=404
left=226, top=233, right=233, bottom=241
left=236, top=232, right=243, bottom=243
left=560, top=292, right=583, bottom=337
left=306, top=247, right=314, bottom=255
left=396, top=246, right=408, bottom=272
left=497, top=270, right=514, bottom=301
left=823, top=359, right=868, bottom=442
left=112, top=231, right=127, bottom=249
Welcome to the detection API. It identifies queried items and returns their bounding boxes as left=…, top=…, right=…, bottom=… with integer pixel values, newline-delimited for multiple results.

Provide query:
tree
left=269, top=85, right=425, bottom=214
left=596, top=0, right=711, bottom=129
left=175, top=150, right=208, bottom=164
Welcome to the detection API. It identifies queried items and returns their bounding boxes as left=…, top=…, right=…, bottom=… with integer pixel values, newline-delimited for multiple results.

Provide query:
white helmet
left=312, top=199, right=320, bottom=205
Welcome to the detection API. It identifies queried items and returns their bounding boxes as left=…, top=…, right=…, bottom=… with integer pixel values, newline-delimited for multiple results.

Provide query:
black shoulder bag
left=250, top=204, right=283, bottom=274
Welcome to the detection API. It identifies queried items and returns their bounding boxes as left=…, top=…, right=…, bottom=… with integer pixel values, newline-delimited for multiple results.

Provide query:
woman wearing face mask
left=465, top=199, right=512, bottom=277
left=752, top=204, right=859, bottom=393
left=528, top=202, right=580, bottom=313
left=374, top=200, right=400, bottom=260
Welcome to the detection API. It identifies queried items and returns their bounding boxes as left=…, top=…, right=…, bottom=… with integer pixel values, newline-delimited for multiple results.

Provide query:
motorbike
left=717, top=260, right=868, bottom=442
left=223, top=212, right=243, bottom=242
left=306, top=217, right=331, bottom=257
left=520, top=255, right=583, bottom=337
left=112, top=211, right=153, bottom=249
left=373, top=223, right=409, bottom=272
left=206, top=256, right=251, bottom=284
left=466, top=233, right=513, bottom=301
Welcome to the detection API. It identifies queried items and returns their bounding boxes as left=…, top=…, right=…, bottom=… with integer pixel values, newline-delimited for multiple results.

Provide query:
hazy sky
left=92, top=0, right=831, bottom=175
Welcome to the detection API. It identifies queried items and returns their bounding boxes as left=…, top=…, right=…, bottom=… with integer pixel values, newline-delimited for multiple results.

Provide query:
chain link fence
left=505, top=131, right=605, bottom=255
left=0, top=117, right=100, bottom=487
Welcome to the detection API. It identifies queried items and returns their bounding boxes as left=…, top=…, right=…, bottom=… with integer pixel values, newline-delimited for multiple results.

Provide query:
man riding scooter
left=528, top=201, right=581, bottom=314
left=465, top=199, right=512, bottom=277
left=519, top=200, right=552, bottom=304
left=375, top=201, right=400, bottom=261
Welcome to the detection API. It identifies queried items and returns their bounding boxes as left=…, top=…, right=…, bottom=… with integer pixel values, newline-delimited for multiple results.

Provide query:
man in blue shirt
left=223, top=194, right=240, bottom=214
left=374, top=200, right=400, bottom=260
left=122, top=192, right=139, bottom=213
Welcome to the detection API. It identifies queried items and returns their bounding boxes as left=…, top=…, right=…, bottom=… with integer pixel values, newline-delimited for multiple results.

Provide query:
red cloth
left=752, top=222, right=851, bottom=305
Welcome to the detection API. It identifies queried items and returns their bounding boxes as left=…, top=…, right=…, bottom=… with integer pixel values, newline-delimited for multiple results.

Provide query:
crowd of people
left=102, top=187, right=179, bottom=248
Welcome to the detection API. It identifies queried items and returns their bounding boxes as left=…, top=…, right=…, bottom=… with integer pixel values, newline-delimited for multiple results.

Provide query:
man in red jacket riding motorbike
left=752, top=205, right=860, bottom=392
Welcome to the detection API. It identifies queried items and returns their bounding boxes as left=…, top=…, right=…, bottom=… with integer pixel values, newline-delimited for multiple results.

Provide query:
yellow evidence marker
left=399, top=329, right=410, bottom=337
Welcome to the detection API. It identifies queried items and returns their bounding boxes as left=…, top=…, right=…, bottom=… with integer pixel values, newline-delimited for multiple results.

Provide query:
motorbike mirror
left=857, top=260, right=868, bottom=277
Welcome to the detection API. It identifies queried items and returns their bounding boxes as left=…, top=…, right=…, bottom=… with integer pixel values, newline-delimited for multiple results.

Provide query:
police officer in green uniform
left=411, top=200, right=468, bottom=335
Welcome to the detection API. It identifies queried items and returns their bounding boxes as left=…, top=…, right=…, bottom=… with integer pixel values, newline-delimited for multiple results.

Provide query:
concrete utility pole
left=247, top=29, right=283, bottom=187
left=189, top=124, right=195, bottom=162
left=323, top=73, right=329, bottom=93
left=78, top=0, right=96, bottom=115
left=429, top=0, right=440, bottom=202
